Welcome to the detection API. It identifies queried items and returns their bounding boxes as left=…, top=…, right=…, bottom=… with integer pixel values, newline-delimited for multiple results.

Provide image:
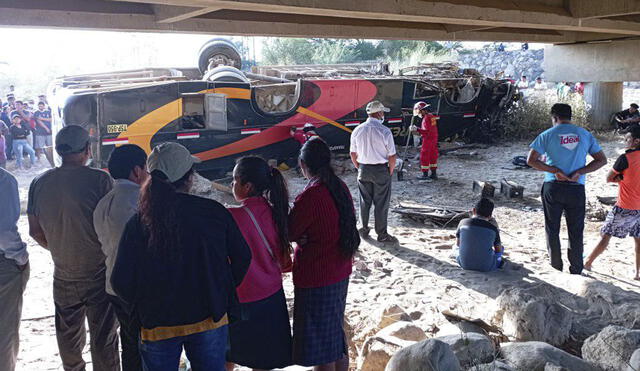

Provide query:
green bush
left=498, top=92, right=593, bottom=140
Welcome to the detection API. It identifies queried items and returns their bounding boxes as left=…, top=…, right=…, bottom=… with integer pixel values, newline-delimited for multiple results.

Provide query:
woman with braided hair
left=289, top=138, right=360, bottom=371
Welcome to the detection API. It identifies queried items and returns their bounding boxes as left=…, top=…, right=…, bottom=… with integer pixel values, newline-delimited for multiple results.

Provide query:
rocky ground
left=12, top=135, right=640, bottom=370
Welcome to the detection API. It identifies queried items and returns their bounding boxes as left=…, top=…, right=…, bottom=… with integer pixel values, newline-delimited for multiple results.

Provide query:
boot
left=430, top=169, right=438, bottom=180
left=417, top=171, right=429, bottom=180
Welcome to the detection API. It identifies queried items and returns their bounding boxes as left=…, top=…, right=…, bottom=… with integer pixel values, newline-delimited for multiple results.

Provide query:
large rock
left=377, top=321, right=427, bottom=342
left=437, top=333, right=495, bottom=367
left=385, top=339, right=461, bottom=371
left=376, top=304, right=412, bottom=330
left=469, top=361, right=514, bottom=371
left=500, top=341, right=599, bottom=371
left=577, top=280, right=640, bottom=329
left=582, top=325, right=640, bottom=371
left=358, top=331, right=415, bottom=371
left=494, top=287, right=573, bottom=346
left=627, top=348, right=640, bottom=371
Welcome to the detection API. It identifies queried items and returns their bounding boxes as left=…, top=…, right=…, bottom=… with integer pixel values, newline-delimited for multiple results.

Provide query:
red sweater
left=228, top=197, right=291, bottom=303
left=289, top=178, right=353, bottom=288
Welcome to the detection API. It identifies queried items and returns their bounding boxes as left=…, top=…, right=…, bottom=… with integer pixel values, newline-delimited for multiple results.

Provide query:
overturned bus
left=49, top=39, right=517, bottom=179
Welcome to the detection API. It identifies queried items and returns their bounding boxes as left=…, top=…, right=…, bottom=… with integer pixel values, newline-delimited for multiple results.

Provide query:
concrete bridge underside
left=3, top=0, right=640, bottom=43
left=4, top=0, right=640, bottom=127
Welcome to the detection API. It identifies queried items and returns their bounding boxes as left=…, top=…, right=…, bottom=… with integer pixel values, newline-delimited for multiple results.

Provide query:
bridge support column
left=583, top=82, right=622, bottom=130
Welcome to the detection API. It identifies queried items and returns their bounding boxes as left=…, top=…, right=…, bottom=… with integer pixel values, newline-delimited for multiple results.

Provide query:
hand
left=568, top=172, right=581, bottom=182
left=554, top=171, right=570, bottom=181
left=409, top=125, right=418, bottom=132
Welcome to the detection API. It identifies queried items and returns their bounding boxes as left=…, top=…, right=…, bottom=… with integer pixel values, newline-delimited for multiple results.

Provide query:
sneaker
left=358, top=227, right=370, bottom=238
left=377, top=234, right=398, bottom=244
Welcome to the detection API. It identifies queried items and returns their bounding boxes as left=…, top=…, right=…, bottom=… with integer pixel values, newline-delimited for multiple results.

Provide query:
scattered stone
left=385, top=339, right=461, bottom=371
left=437, top=333, right=495, bottom=367
left=469, top=361, right=514, bottom=371
left=500, top=341, right=599, bottom=371
left=377, top=321, right=427, bottom=342
left=435, top=244, right=453, bottom=250
left=627, top=348, right=640, bottom=371
left=376, top=304, right=412, bottom=330
left=581, top=325, right=640, bottom=371
left=409, top=310, right=423, bottom=321
left=359, top=333, right=414, bottom=371
left=494, top=286, right=572, bottom=346
left=355, top=260, right=370, bottom=272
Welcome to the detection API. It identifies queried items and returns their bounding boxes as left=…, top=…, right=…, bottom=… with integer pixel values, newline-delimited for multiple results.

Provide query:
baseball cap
left=55, top=125, right=90, bottom=155
left=147, top=142, right=201, bottom=183
left=366, top=100, right=390, bottom=114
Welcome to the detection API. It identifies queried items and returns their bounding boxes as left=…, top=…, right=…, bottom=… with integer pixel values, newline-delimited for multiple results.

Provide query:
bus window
left=204, top=93, right=227, bottom=131
left=414, top=83, right=439, bottom=99
left=180, top=93, right=227, bottom=131
left=181, top=93, right=205, bottom=129
left=253, top=82, right=300, bottom=115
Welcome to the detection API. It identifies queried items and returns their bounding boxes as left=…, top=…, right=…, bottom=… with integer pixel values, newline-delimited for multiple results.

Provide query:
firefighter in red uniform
left=410, top=101, right=439, bottom=180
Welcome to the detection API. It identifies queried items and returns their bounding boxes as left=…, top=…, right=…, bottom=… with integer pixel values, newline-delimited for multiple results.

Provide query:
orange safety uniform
left=417, top=113, right=438, bottom=172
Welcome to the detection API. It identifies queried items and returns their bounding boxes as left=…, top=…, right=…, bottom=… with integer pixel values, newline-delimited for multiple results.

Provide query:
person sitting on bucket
left=409, top=101, right=439, bottom=180
left=456, top=198, right=505, bottom=272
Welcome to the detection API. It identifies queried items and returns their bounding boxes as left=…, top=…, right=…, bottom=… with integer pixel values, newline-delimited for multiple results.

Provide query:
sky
left=0, top=27, right=544, bottom=99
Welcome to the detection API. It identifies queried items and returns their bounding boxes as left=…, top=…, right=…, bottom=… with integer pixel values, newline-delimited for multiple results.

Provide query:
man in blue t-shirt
left=456, top=198, right=504, bottom=272
left=527, top=103, right=607, bottom=274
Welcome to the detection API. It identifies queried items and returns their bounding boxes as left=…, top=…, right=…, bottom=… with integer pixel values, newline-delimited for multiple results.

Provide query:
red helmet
left=414, top=101, right=430, bottom=111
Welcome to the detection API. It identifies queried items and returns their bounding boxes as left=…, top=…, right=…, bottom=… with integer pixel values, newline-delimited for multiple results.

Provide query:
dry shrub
left=498, top=92, right=593, bottom=140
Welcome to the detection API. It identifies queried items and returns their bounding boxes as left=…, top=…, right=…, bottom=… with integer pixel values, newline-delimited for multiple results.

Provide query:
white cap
left=304, top=123, right=316, bottom=129
left=147, top=142, right=201, bottom=183
left=366, top=100, right=390, bottom=114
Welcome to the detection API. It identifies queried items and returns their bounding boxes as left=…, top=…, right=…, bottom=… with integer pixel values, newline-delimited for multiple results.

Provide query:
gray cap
left=147, top=142, right=201, bottom=183
left=366, top=100, right=390, bottom=114
left=55, top=125, right=90, bottom=155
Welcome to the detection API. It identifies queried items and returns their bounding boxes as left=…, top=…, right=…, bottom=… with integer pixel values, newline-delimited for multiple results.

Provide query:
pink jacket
left=228, top=197, right=291, bottom=303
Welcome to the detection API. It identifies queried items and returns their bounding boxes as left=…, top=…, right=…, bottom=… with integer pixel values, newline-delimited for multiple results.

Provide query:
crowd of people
left=1, top=89, right=54, bottom=170
left=0, top=121, right=359, bottom=371
left=1, top=95, right=639, bottom=371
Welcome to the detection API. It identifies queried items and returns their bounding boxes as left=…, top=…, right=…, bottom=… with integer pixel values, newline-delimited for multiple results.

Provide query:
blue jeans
left=12, top=139, right=36, bottom=169
left=139, top=325, right=228, bottom=371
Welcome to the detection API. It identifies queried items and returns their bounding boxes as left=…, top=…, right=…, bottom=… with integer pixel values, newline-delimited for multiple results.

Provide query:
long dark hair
left=299, top=138, right=360, bottom=257
left=235, top=156, right=291, bottom=261
left=138, top=168, right=194, bottom=259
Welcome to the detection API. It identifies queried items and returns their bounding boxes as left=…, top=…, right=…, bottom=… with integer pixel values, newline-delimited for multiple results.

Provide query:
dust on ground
left=13, top=136, right=639, bottom=370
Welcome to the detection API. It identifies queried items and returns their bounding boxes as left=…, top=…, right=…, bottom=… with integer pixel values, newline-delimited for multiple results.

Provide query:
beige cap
left=366, top=100, right=391, bottom=114
left=147, top=142, right=201, bottom=183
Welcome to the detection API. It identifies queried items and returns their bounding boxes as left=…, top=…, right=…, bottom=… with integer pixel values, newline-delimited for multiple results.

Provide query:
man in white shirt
left=517, top=75, right=530, bottom=101
left=93, top=144, right=148, bottom=371
left=350, top=101, right=398, bottom=243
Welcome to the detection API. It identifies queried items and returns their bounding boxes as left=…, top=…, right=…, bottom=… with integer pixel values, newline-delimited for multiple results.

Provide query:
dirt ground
left=12, top=135, right=640, bottom=370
